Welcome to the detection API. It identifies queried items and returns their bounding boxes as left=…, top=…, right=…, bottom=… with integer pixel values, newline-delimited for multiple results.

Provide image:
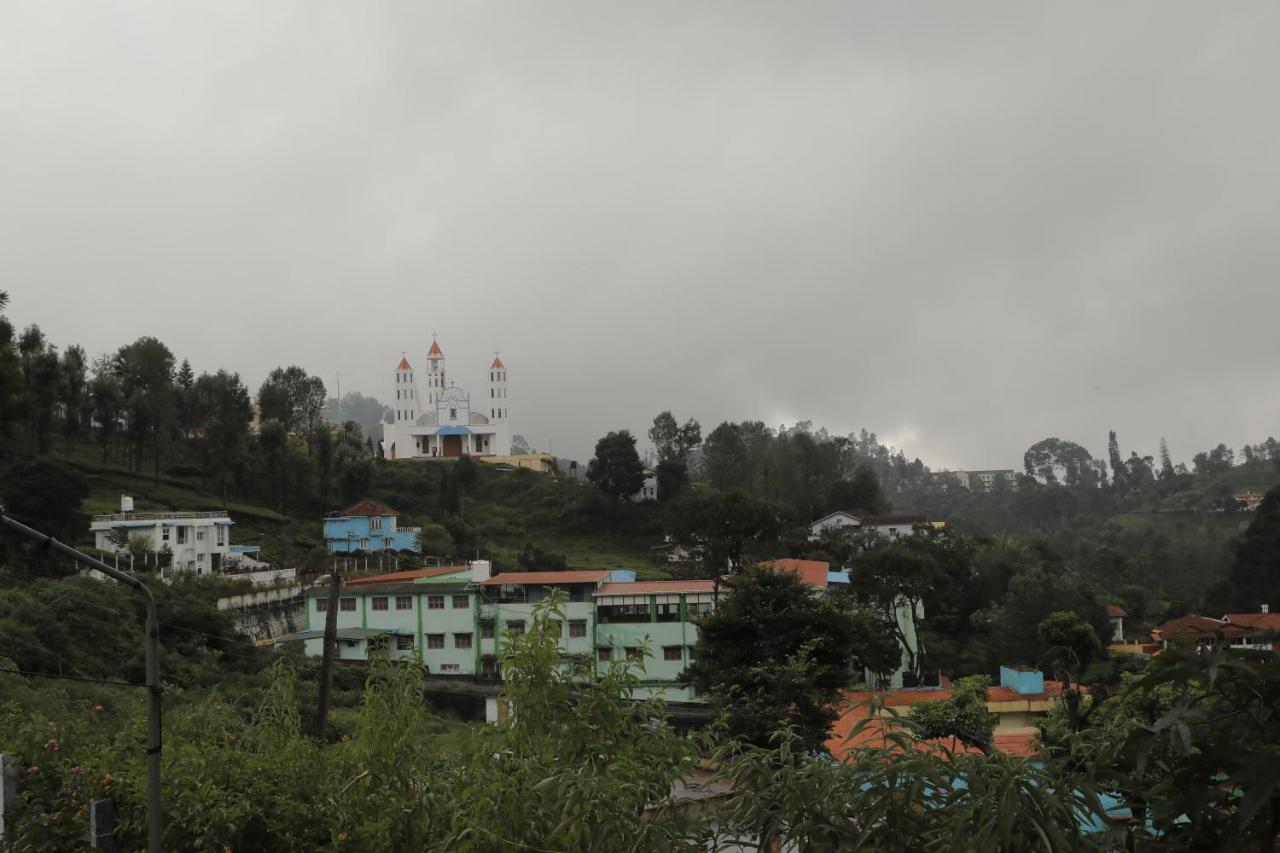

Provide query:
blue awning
left=436, top=426, right=472, bottom=436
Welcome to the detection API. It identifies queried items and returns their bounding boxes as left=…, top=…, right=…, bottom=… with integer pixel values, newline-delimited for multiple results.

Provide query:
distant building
left=930, top=469, right=1018, bottom=492
left=1234, top=489, right=1267, bottom=511
left=382, top=337, right=512, bottom=460
left=1152, top=607, right=1280, bottom=654
left=89, top=496, right=236, bottom=576
left=808, top=511, right=940, bottom=542
left=1106, top=604, right=1127, bottom=643
left=632, top=469, right=658, bottom=502
left=323, top=500, right=422, bottom=554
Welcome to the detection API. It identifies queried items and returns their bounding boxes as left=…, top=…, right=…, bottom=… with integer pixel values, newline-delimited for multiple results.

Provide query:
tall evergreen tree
left=1107, top=430, right=1129, bottom=492
left=1158, top=437, right=1176, bottom=480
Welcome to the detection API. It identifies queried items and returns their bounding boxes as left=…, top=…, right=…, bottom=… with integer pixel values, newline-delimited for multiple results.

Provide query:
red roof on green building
left=481, top=571, right=609, bottom=586
left=346, top=566, right=467, bottom=586
left=595, top=580, right=717, bottom=596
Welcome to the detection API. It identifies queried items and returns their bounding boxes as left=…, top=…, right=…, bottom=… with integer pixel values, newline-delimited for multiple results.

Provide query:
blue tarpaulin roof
left=436, top=426, right=472, bottom=435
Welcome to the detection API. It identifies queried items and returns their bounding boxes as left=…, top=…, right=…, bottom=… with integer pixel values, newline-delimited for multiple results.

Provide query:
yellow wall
left=478, top=453, right=556, bottom=474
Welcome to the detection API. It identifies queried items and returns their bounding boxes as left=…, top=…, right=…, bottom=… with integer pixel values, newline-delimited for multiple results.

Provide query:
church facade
left=382, top=338, right=512, bottom=460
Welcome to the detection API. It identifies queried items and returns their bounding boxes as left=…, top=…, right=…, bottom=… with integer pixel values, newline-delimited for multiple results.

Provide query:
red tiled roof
left=481, top=570, right=610, bottom=587
left=490, top=356, right=505, bottom=370
left=427, top=339, right=443, bottom=356
left=1155, top=614, right=1230, bottom=639
left=1106, top=605, right=1127, bottom=618
left=1224, top=612, right=1280, bottom=632
left=595, top=580, right=717, bottom=597
left=337, top=500, right=399, bottom=518
left=396, top=357, right=412, bottom=371
left=994, top=733, right=1041, bottom=758
left=762, top=559, right=830, bottom=588
left=346, top=566, right=467, bottom=587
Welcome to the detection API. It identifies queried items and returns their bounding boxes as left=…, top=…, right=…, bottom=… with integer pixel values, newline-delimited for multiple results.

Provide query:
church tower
left=488, top=354, right=508, bottom=422
left=425, top=337, right=446, bottom=405
left=393, top=356, right=418, bottom=425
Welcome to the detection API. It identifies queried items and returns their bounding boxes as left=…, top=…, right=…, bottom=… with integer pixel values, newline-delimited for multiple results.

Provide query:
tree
left=89, top=366, right=123, bottom=461
left=824, top=464, right=887, bottom=515
left=984, top=567, right=1109, bottom=669
left=701, top=422, right=749, bottom=492
left=192, top=370, right=253, bottom=502
left=648, top=411, right=701, bottom=464
left=1023, top=437, right=1099, bottom=486
left=664, top=488, right=782, bottom=587
left=1158, top=436, right=1176, bottom=480
left=510, top=434, right=531, bottom=455
left=0, top=458, right=89, bottom=571
left=1038, top=610, right=1103, bottom=731
left=175, top=358, right=195, bottom=438
left=415, top=521, right=454, bottom=557
left=114, top=336, right=176, bottom=478
left=1107, top=430, right=1129, bottom=492
left=684, top=564, right=875, bottom=750
left=908, top=675, right=997, bottom=753
left=258, top=366, right=326, bottom=450
left=57, top=345, right=88, bottom=447
left=848, top=537, right=949, bottom=681
left=586, top=430, right=644, bottom=500
left=1222, top=485, right=1280, bottom=612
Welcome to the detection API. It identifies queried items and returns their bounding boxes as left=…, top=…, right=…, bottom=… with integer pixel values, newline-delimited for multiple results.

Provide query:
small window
left=451, top=595, right=469, bottom=609
left=454, top=633, right=473, bottom=649
left=426, top=634, right=445, bottom=649
left=687, top=645, right=697, bottom=660
left=196, top=529, right=205, bottom=542
left=450, top=408, right=457, bottom=420
left=340, top=598, right=357, bottom=612
left=663, top=646, right=683, bottom=662
left=162, top=527, right=170, bottom=541
left=395, top=595, right=412, bottom=611
left=427, top=595, right=444, bottom=610
left=625, top=647, right=643, bottom=661
left=315, top=598, right=328, bottom=612
left=441, top=663, right=461, bottom=673
left=569, top=620, right=587, bottom=638
left=372, top=596, right=388, bottom=611
left=480, top=621, right=495, bottom=639
left=597, top=647, right=612, bottom=663
left=655, top=602, right=680, bottom=623
left=396, top=636, right=414, bottom=651
left=506, top=620, right=525, bottom=636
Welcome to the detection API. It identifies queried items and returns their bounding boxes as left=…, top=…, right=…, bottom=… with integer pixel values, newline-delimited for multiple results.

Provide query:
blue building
left=324, top=500, right=421, bottom=554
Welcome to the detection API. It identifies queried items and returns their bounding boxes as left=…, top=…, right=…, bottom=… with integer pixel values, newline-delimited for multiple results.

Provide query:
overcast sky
left=3, top=2, right=1277, bottom=469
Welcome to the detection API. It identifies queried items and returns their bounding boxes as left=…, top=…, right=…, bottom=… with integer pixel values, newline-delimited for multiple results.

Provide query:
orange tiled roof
left=1106, top=604, right=1127, bottom=618
left=490, top=356, right=505, bottom=369
left=428, top=339, right=443, bottom=356
left=346, top=566, right=467, bottom=586
left=481, top=571, right=610, bottom=586
left=396, top=357, right=412, bottom=371
left=762, top=558, right=830, bottom=588
left=1224, top=612, right=1280, bottom=632
left=337, top=500, right=399, bottom=518
left=595, top=580, right=717, bottom=597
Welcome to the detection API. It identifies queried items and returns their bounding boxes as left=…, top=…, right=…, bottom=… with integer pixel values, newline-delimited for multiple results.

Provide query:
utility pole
left=314, top=567, right=342, bottom=737
left=0, top=511, right=163, bottom=853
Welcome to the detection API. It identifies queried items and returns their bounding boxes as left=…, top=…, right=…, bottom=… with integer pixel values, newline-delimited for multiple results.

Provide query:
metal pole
left=0, top=511, right=163, bottom=852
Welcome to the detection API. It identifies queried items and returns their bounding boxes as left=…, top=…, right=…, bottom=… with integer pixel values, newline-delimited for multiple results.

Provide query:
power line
left=1, top=666, right=145, bottom=689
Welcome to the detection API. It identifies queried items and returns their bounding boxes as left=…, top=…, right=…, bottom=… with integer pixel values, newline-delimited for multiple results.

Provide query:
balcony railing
left=91, top=511, right=229, bottom=524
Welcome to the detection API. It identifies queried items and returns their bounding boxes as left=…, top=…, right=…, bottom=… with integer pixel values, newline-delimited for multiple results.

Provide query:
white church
left=382, top=338, right=512, bottom=461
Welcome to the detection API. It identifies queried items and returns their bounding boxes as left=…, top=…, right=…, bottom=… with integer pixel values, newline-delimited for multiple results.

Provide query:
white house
left=808, top=511, right=938, bottom=542
left=632, top=469, right=658, bottom=503
left=89, top=496, right=238, bottom=576
left=382, top=337, right=513, bottom=460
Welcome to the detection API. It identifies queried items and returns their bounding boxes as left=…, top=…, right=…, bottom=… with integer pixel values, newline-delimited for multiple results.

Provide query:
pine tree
left=1108, top=430, right=1129, bottom=492
left=1159, top=437, right=1176, bottom=480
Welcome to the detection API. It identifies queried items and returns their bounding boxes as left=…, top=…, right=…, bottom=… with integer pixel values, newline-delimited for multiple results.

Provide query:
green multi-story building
left=294, top=559, right=922, bottom=706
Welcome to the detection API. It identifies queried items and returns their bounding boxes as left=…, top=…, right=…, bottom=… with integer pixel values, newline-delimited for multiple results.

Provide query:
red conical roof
left=396, top=357, right=412, bottom=371
left=427, top=339, right=443, bottom=357
left=490, top=356, right=505, bottom=370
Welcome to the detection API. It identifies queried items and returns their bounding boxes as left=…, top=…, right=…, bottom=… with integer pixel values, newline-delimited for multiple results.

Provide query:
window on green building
left=597, top=595, right=650, bottom=624
left=663, top=646, right=683, bottom=661
left=451, top=595, right=469, bottom=609
left=454, top=633, right=472, bottom=649
left=596, top=647, right=612, bottom=663
left=395, top=595, right=412, bottom=610
left=655, top=600, right=680, bottom=622
left=568, top=620, right=587, bottom=638
left=371, top=597, right=388, bottom=611
left=480, top=621, right=495, bottom=639
left=340, top=598, right=356, bottom=612
left=624, top=647, right=643, bottom=661
left=426, top=634, right=444, bottom=649
left=506, top=620, right=525, bottom=636
left=396, top=636, right=414, bottom=651
left=315, top=598, right=328, bottom=612
left=427, top=595, right=444, bottom=609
